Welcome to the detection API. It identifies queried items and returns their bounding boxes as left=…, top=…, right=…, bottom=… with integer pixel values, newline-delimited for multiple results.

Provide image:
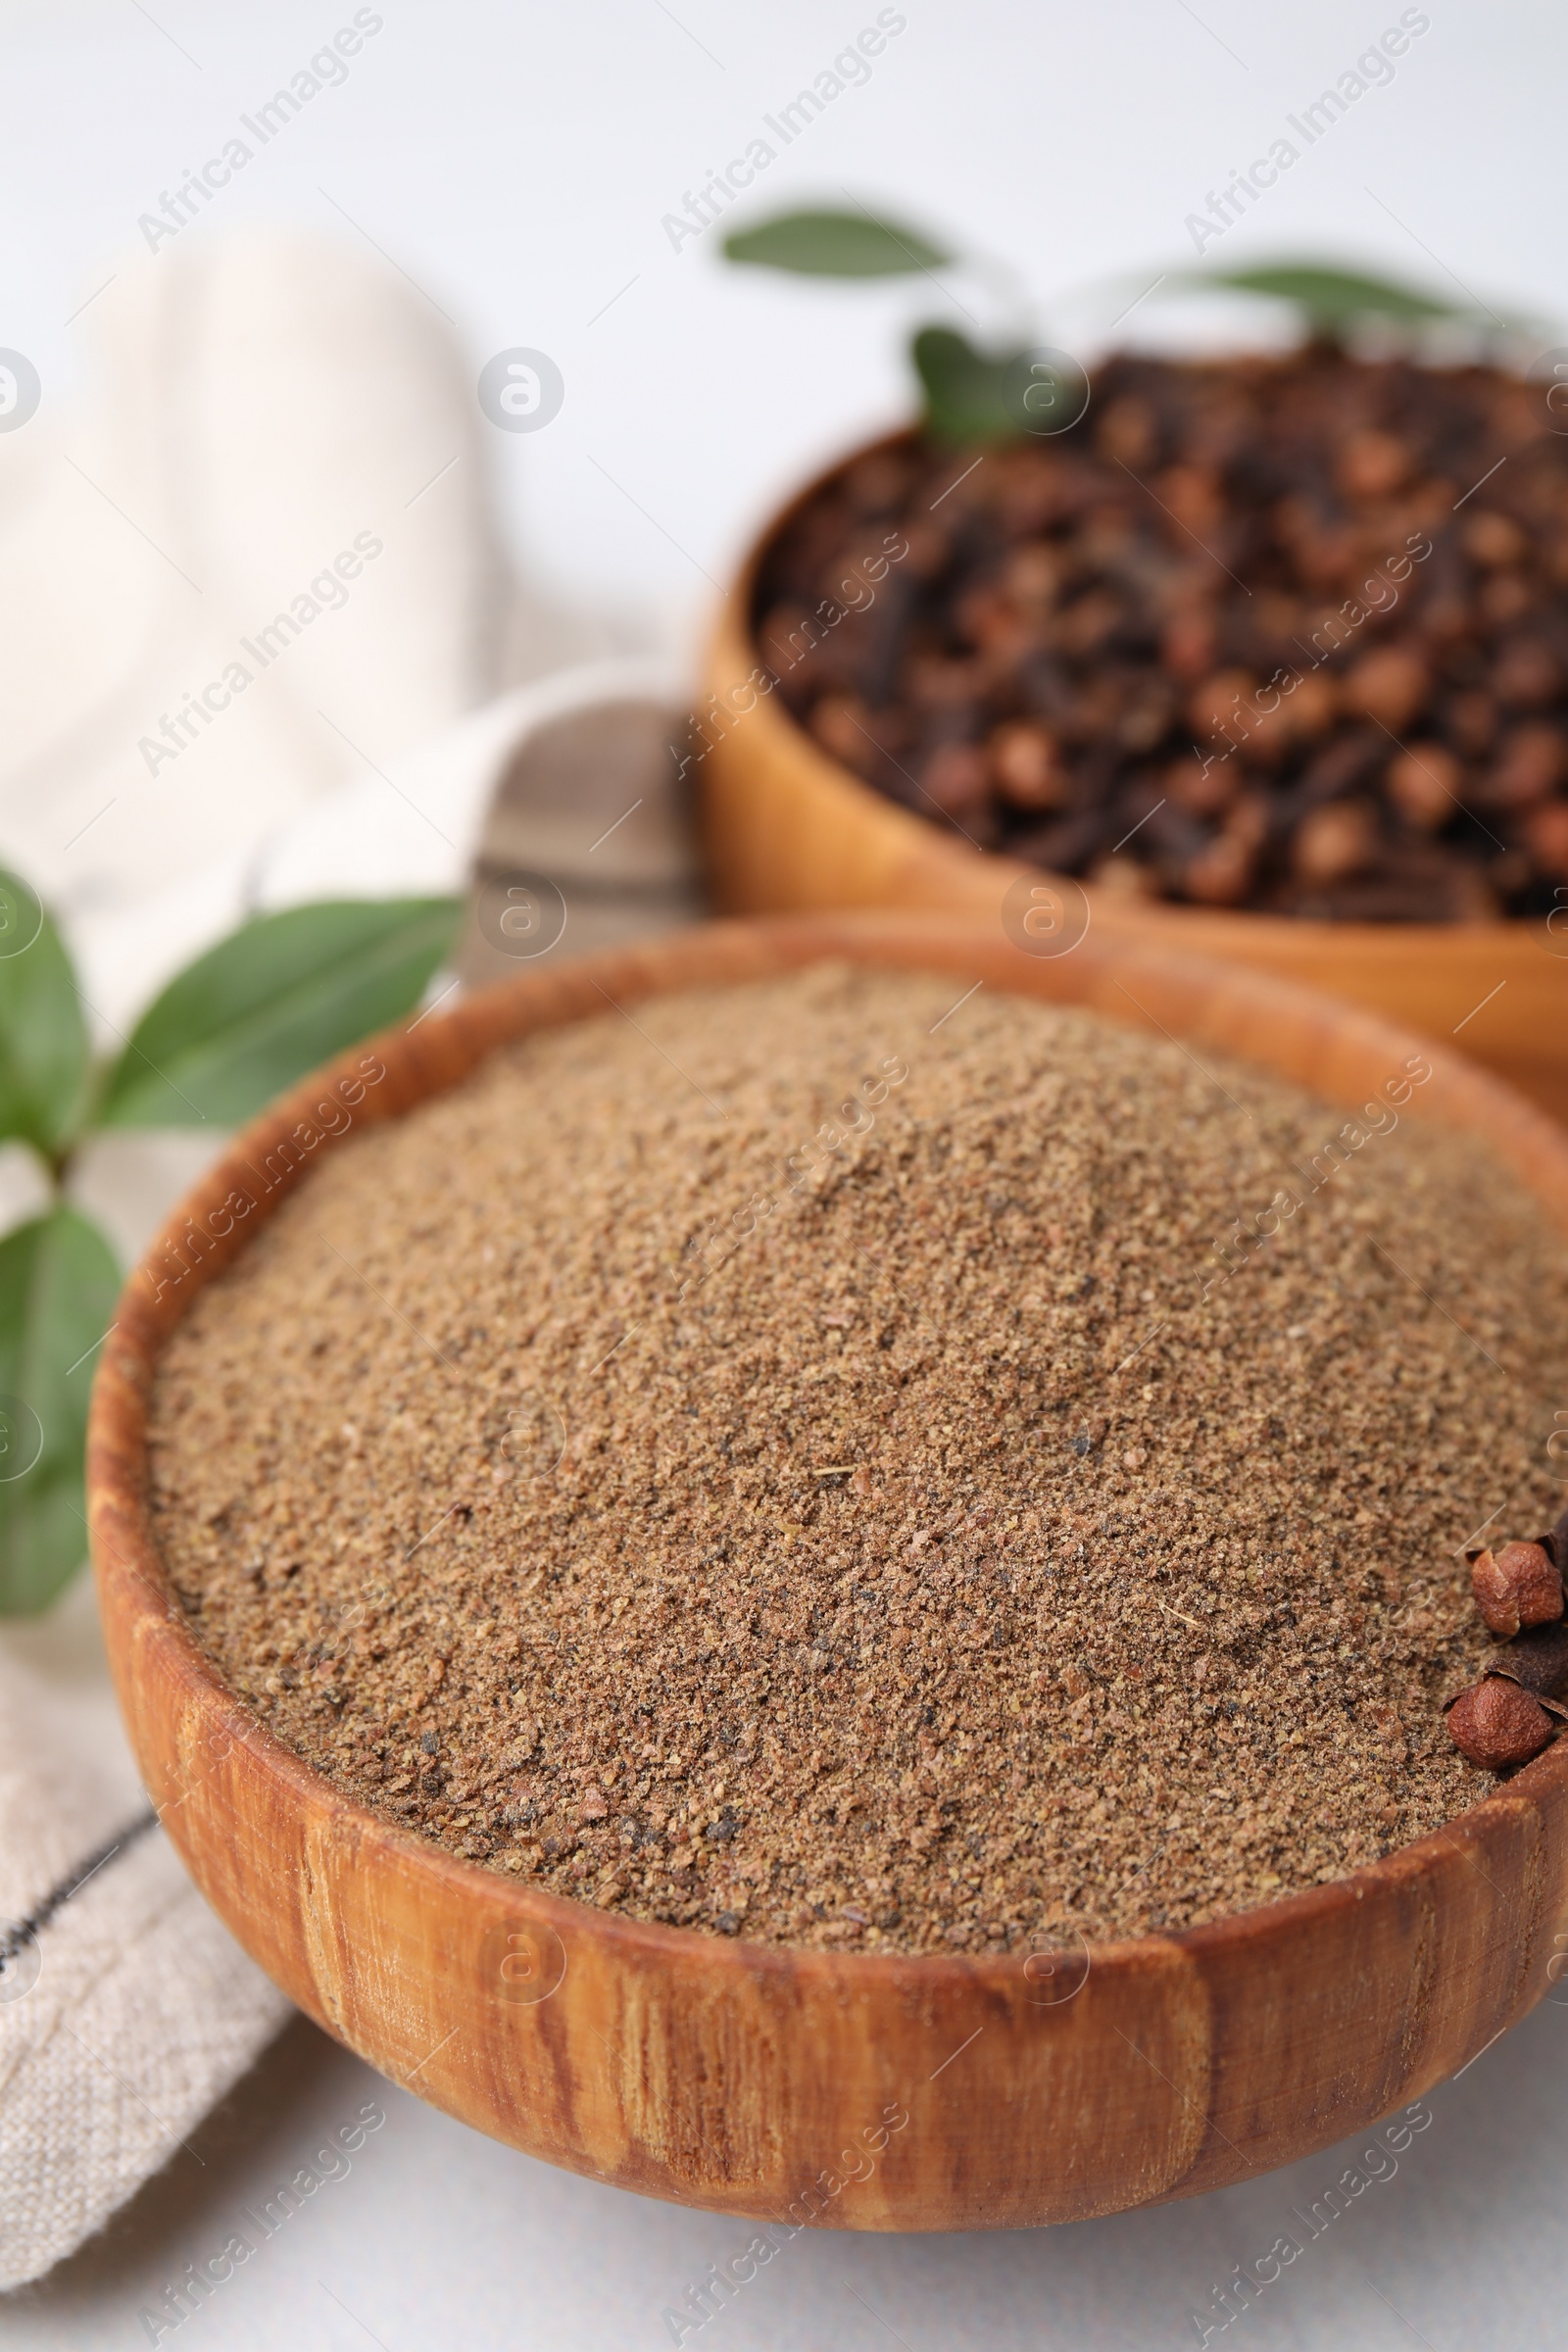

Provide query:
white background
left=6, top=0, right=1564, bottom=642
left=5, top=3, right=1568, bottom=2345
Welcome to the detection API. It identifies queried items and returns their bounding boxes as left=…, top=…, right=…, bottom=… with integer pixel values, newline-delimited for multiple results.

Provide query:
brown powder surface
left=147, top=966, right=1568, bottom=1953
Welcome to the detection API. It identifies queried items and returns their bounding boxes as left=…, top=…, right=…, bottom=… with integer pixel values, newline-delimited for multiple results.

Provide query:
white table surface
left=9, top=1997, right=1568, bottom=2351
left=5, top=4, right=1568, bottom=2344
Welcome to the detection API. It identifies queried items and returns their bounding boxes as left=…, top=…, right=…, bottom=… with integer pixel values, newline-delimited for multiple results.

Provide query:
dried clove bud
left=1485, top=1618, right=1568, bottom=1700
left=1471, top=1540, right=1564, bottom=1638
left=1446, top=1678, right=1556, bottom=1770
left=1544, top=1500, right=1568, bottom=1570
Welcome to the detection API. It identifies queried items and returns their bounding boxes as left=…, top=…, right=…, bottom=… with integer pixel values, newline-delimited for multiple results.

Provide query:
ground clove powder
left=148, top=965, right=1568, bottom=1951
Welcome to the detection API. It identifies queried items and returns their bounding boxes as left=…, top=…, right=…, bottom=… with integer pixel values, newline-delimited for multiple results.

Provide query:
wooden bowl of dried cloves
left=702, top=352, right=1568, bottom=1125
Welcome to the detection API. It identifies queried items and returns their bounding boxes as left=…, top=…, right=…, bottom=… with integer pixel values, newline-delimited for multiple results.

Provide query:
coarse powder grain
left=147, top=965, right=1568, bottom=1953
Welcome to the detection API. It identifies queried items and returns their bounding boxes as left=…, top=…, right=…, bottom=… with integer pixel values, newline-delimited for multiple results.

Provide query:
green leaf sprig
left=1173, top=259, right=1469, bottom=338
left=720, top=205, right=1519, bottom=442
left=0, top=878, right=461, bottom=1613
left=722, top=204, right=1029, bottom=443
left=723, top=207, right=951, bottom=278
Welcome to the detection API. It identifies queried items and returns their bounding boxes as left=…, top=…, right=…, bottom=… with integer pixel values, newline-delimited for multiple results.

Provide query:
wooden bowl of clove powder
left=89, top=911, right=1568, bottom=2230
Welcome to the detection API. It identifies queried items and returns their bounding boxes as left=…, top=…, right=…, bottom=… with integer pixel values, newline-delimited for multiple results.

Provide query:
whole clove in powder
left=147, top=964, right=1568, bottom=1952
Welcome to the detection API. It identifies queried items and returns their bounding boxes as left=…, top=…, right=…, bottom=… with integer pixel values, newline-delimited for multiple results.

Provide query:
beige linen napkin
left=0, top=1588, right=293, bottom=2291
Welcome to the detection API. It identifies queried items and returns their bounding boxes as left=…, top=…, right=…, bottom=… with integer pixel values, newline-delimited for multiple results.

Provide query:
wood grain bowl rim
left=86, top=910, right=1568, bottom=2225
left=716, top=421, right=1551, bottom=957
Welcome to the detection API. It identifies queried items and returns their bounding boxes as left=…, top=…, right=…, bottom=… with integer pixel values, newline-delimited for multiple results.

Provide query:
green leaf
left=0, top=1207, right=120, bottom=1614
left=95, top=897, right=462, bottom=1131
left=1177, top=259, right=1470, bottom=335
left=910, top=325, right=1026, bottom=443
left=723, top=207, right=952, bottom=277
left=0, top=871, right=89, bottom=1156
